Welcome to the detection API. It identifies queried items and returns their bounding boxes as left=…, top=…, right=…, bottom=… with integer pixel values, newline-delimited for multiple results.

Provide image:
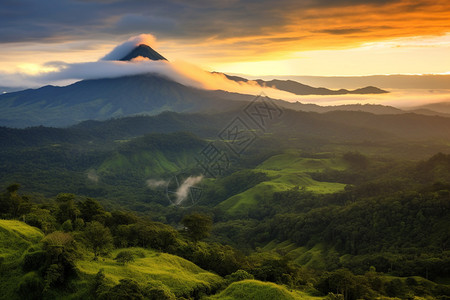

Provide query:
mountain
left=255, top=79, right=388, bottom=95
left=0, top=74, right=251, bottom=127
left=259, top=74, right=450, bottom=89
left=222, top=74, right=388, bottom=95
left=119, top=44, right=167, bottom=61
left=0, top=71, right=398, bottom=128
left=408, top=102, right=450, bottom=115
left=0, top=44, right=442, bottom=128
left=0, top=86, right=26, bottom=94
left=280, top=102, right=404, bottom=114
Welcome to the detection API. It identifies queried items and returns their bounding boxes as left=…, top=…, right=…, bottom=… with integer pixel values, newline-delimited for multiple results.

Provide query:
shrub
left=17, top=272, right=44, bottom=300
left=144, top=285, right=176, bottom=300
left=61, top=219, right=73, bottom=232
left=225, top=269, right=254, bottom=284
left=115, top=250, right=135, bottom=265
left=22, top=251, right=47, bottom=272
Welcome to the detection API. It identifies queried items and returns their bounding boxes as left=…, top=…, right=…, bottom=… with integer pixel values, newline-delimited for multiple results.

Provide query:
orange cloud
left=172, top=0, right=450, bottom=63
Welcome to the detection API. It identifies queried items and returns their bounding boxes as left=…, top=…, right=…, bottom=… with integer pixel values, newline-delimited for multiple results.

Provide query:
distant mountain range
left=0, top=44, right=447, bottom=128
left=222, top=74, right=388, bottom=95
left=254, top=74, right=450, bottom=89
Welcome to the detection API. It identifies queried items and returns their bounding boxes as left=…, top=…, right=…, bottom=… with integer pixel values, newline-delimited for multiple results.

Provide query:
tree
left=41, top=231, right=79, bottom=291
left=84, top=221, right=113, bottom=259
left=78, top=198, right=106, bottom=222
left=181, top=213, right=212, bottom=242
left=144, top=285, right=175, bottom=300
left=0, top=183, right=24, bottom=218
left=317, top=269, right=357, bottom=300
left=100, top=279, right=144, bottom=300
left=61, top=219, right=73, bottom=232
left=55, top=193, right=80, bottom=223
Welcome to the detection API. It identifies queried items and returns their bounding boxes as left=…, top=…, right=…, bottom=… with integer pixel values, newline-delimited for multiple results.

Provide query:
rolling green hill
left=209, top=279, right=323, bottom=300
left=0, top=219, right=43, bottom=261
left=0, top=221, right=224, bottom=299
left=218, top=152, right=347, bottom=217
left=76, top=248, right=224, bottom=298
left=0, top=220, right=44, bottom=300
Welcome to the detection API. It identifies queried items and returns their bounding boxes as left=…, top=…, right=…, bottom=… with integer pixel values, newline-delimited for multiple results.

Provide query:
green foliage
left=113, top=221, right=178, bottom=250
left=99, top=278, right=145, bottom=300
left=42, top=231, right=80, bottom=290
left=144, top=285, right=176, bottom=300
left=173, top=241, right=244, bottom=277
left=77, top=248, right=224, bottom=298
left=79, top=198, right=106, bottom=223
left=24, top=207, right=57, bottom=233
left=84, top=221, right=113, bottom=259
left=225, top=269, right=254, bottom=284
left=22, top=250, right=47, bottom=272
left=115, top=250, right=135, bottom=265
left=17, top=272, right=44, bottom=300
left=61, top=219, right=73, bottom=232
left=0, top=183, right=31, bottom=218
left=209, top=279, right=301, bottom=300
left=182, top=213, right=213, bottom=242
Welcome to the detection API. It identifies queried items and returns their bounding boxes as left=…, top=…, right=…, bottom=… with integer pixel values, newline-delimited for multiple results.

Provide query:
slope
left=0, top=220, right=44, bottom=300
left=76, top=248, right=223, bottom=298
left=0, top=74, right=248, bottom=128
left=217, top=152, right=347, bottom=217
left=209, top=279, right=323, bottom=300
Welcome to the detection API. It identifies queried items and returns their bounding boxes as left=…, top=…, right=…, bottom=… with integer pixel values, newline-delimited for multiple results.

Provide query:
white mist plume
left=175, top=175, right=203, bottom=205
left=146, top=179, right=168, bottom=188
left=87, top=169, right=99, bottom=183
left=101, top=34, right=157, bottom=61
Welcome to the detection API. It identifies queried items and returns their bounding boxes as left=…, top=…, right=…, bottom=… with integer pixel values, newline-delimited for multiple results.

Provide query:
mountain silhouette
left=119, top=44, right=167, bottom=61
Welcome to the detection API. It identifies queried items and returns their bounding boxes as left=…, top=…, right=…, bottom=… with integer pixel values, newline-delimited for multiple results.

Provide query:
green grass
left=208, top=279, right=324, bottom=300
left=260, top=241, right=336, bottom=270
left=76, top=248, right=223, bottom=297
left=0, top=220, right=44, bottom=300
left=0, top=220, right=43, bottom=260
left=218, top=152, right=347, bottom=216
left=0, top=221, right=223, bottom=299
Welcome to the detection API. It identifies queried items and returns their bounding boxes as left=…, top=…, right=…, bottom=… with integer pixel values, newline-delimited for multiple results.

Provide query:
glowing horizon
left=0, top=0, right=448, bottom=81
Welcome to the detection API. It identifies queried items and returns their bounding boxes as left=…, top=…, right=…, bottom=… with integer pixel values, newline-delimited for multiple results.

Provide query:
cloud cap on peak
left=101, top=34, right=163, bottom=61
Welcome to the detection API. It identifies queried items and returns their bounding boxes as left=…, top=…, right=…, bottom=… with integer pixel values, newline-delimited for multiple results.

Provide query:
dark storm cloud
left=0, top=0, right=408, bottom=43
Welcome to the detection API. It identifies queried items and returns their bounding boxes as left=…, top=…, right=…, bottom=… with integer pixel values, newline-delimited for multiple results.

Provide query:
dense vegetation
left=0, top=111, right=449, bottom=299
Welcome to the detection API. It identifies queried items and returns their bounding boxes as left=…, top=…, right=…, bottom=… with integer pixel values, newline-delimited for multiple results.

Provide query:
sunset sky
left=0, top=0, right=449, bottom=80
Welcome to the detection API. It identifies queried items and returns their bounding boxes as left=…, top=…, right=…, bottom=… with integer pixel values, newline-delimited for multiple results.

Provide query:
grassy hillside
left=0, top=221, right=223, bottom=299
left=209, top=279, right=323, bottom=300
left=218, top=152, right=347, bottom=216
left=76, top=248, right=223, bottom=297
left=0, top=219, right=43, bottom=261
left=0, top=220, right=44, bottom=300
left=261, top=241, right=337, bottom=271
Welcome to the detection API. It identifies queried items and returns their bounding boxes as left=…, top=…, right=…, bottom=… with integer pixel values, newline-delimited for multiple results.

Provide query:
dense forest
left=0, top=110, right=449, bottom=299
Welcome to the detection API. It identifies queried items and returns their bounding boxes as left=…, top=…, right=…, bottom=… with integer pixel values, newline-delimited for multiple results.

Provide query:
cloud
left=101, top=34, right=157, bottom=60
left=146, top=179, right=168, bottom=188
left=296, top=88, right=450, bottom=108
left=0, top=34, right=301, bottom=101
left=1, top=0, right=448, bottom=55
left=87, top=169, right=99, bottom=183
left=175, top=175, right=203, bottom=205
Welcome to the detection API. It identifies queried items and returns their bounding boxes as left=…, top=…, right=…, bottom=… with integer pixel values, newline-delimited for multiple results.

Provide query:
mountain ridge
left=119, top=44, right=167, bottom=61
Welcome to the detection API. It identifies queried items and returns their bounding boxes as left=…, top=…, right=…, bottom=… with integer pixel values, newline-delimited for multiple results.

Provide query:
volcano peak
left=119, top=44, right=167, bottom=61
